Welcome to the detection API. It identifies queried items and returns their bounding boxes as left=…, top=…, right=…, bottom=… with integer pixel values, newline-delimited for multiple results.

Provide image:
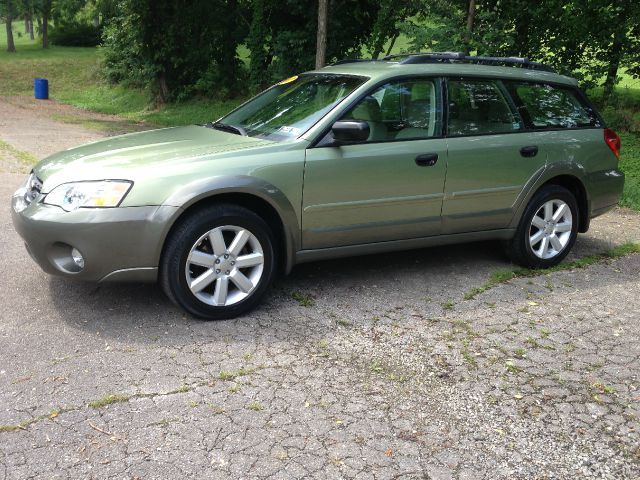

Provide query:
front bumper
left=11, top=192, right=179, bottom=282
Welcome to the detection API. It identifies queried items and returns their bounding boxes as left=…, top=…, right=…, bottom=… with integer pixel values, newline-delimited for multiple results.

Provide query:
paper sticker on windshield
left=277, top=75, right=298, bottom=85
left=278, top=126, right=302, bottom=135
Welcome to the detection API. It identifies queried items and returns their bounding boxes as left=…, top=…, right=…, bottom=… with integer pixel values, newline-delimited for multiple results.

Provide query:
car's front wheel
left=160, top=204, right=276, bottom=320
left=505, top=185, right=579, bottom=268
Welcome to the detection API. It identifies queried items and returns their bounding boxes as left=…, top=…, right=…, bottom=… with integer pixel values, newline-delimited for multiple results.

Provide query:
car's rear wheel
left=160, top=204, right=276, bottom=320
left=505, top=185, right=579, bottom=268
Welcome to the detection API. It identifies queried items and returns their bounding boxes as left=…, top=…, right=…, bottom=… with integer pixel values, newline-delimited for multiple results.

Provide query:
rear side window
left=509, top=83, right=599, bottom=129
left=447, top=79, right=523, bottom=136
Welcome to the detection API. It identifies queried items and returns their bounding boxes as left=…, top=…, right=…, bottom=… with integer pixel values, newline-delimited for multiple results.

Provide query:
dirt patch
left=0, top=96, right=150, bottom=171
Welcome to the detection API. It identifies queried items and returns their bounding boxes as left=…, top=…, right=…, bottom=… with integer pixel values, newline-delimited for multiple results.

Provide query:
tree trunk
left=463, top=0, right=476, bottom=55
left=385, top=33, right=399, bottom=57
left=371, top=41, right=383, bottom=60
left=221, top=0, right=239, bottom=83
left=42, top=13, right=49, bottom=48
left=603, top=36, right=623, bottom=100
left=157, top=71, right=170, bottom=105
left=5, top=6, right=16, bottom=53
left=29, top=19, right=34, bottom=40
left=41, top=1, right=52, bottom=48
left=372, top=30, right=396, bottom=60
left=315, top=0, right=328, bottom=69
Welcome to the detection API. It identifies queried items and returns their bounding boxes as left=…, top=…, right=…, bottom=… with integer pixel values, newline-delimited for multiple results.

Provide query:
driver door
left=301, top=78, right=448, bottom=249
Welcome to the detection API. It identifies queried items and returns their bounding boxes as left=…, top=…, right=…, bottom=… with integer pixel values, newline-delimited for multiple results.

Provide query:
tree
left=37, top=0, right=53, bottom=48
left=0, top=0, right=17, bottom=52
left=586, top=0, right=640, bottom=98
left=247, top=0, right=382, bottom=91
left=463, top=0, right=475, bottom=55
left=367, top=0, right=420, bottom=59
left=315, top=0, right=328, bottom=68
left=400, top=0, right=639, bottom=97
left=102, top=0, right=249, bottom=103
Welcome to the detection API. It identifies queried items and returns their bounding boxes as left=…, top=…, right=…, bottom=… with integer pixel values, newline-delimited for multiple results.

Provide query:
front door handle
left=520, top=146, right=539, bottom=158
left=415, top=153, right=438, bottom=167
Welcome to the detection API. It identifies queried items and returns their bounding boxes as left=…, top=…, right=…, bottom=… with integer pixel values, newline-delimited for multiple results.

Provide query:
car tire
left=504, top=185, right=579, bottom=269
left=160, top=204, right=276, bottom=320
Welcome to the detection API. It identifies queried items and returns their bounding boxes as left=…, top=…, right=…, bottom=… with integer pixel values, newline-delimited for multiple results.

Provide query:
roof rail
left=331, top=58, right=376, bottom=66
left=382, top=52, right=555, bottom=72
left=383, top=51, right=466, bottom=61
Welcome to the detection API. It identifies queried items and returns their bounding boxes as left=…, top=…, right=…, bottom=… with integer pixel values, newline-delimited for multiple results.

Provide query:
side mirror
left=331, top=120, right=370, bottom=144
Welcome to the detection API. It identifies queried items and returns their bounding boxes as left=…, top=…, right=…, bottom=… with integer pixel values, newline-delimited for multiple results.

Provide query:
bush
left=601, top=106, right=640, bottom=134
left=101, top=13, right=152, bottom=89
left=100, top=0, right=247, bottom=103
left=49, top=23, right=102, bottom=47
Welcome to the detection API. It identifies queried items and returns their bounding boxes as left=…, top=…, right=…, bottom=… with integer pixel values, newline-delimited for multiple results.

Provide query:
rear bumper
left=11, top=193, right=178, bottom=282
left=588, top=169, right=625, bottom=218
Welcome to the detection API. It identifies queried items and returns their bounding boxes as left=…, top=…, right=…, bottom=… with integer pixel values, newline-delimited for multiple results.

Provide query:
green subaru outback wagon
left=12, top=53, right=624, bottom=319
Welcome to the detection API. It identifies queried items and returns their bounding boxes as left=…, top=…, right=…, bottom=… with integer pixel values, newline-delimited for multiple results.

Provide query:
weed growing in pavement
left=462, top=243, right=640, bottom=301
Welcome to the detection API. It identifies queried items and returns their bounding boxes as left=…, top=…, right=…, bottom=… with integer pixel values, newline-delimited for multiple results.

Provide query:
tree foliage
left=246, top=0, right=381, bottom=91
left=400, top=0, right=639, bottom=95
left=102, top=0, right=248, bottom=103
left=2, top=0, right=639, bottom=103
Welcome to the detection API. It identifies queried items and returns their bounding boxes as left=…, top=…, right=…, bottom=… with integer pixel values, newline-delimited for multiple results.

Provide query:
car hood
left=34, top=125, right=275, bottom=192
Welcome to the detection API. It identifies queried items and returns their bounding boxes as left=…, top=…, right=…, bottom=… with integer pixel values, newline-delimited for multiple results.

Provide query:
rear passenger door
left=442, top=77, right=548, bottom=234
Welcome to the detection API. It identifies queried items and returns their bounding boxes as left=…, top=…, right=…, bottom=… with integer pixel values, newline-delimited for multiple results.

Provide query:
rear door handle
left=415, top=153, right=438, bottom=167
left=520, top=146, right=539, bottom=158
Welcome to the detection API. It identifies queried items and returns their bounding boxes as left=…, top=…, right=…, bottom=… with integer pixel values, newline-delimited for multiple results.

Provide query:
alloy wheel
left=185, top=225, right=264, bottom=306
left=529, top=199, right=573, bottom=259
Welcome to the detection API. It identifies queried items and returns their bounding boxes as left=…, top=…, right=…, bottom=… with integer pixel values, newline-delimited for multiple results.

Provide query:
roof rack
left=382, top=52, right=555, bottom=72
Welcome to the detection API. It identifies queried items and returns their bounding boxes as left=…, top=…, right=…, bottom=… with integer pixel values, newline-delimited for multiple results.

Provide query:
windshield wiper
left=208, top=122, right=248, bottom=136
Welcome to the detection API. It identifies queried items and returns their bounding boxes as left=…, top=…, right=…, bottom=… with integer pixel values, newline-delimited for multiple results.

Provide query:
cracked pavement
left=1, top=99, right=640, bottom=479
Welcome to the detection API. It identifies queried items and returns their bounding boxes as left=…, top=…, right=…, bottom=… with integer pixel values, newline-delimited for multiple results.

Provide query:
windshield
left=220, top=74, right=367, bottom=141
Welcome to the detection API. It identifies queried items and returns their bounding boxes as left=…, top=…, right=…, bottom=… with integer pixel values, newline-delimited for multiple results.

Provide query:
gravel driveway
left=1, top=98, right=639, bottom=479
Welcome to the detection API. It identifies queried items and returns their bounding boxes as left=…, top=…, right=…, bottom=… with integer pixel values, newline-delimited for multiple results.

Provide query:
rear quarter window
left=447, top=78, right=523, bottom=136
left=509, top=82, right=600, bottom=129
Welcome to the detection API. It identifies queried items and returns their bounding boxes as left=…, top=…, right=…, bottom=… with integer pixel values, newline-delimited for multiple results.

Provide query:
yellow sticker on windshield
left=277, top=75, right=298, bottom=85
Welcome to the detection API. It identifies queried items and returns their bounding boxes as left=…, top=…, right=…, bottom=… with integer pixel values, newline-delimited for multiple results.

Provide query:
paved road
left=1, top=99, right=639, bottom=479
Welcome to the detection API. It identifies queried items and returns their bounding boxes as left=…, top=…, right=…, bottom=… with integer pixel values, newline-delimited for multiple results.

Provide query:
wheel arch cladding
left=162, top=188, right=296, bottom=275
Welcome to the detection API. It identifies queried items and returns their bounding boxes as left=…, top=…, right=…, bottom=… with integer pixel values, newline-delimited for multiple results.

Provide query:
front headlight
left=44, top=180, right=133, bottom=212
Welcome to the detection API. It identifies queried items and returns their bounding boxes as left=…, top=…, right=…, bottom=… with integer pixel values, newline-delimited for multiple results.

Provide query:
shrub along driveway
left=1, top=98, right=639, bottom=479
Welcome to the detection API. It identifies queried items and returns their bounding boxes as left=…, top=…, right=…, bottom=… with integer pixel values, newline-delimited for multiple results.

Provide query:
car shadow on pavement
left=47, top=235, right=623, bottom=345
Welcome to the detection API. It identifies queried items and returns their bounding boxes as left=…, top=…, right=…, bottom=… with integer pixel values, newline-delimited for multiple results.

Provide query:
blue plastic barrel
left=34, top=78, right=49, bottom=100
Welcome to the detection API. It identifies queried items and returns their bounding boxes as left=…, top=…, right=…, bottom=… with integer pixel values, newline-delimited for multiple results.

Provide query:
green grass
left=619, top=132, right=640, bottom=210
left=88, top=393, right=130, bottom=409
left=0, top=20, right=40, bottom=49
left=0, top=409, right=63, bottom=433
left=218, top=366, right=258, bottom=381
left=0, top=139, right=37, bottom=164
left=246, top=401, right=264, bottom=411
left=291, top=291, right=315, bottom=307
left=1, top=22, right=240, bottom=126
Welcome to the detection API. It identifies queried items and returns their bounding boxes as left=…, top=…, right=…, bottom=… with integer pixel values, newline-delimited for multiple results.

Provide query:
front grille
left=24, top=172, right=43, bottom=204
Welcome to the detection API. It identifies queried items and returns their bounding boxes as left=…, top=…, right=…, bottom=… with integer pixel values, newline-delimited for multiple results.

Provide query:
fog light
left=71, top=248, right=85, bottom=269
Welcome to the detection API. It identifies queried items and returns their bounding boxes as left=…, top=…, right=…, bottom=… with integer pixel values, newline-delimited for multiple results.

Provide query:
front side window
left=340, top=78, right=442, bottom=142
left=221, top=74, right=366, bottom=141
left=510, top=82, right=599, bottom=129
left=447, top=79, right=523, bottom=136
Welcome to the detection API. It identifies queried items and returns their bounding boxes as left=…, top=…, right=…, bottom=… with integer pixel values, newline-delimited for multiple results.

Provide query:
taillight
left=604, top=128, right=621, bottom=159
